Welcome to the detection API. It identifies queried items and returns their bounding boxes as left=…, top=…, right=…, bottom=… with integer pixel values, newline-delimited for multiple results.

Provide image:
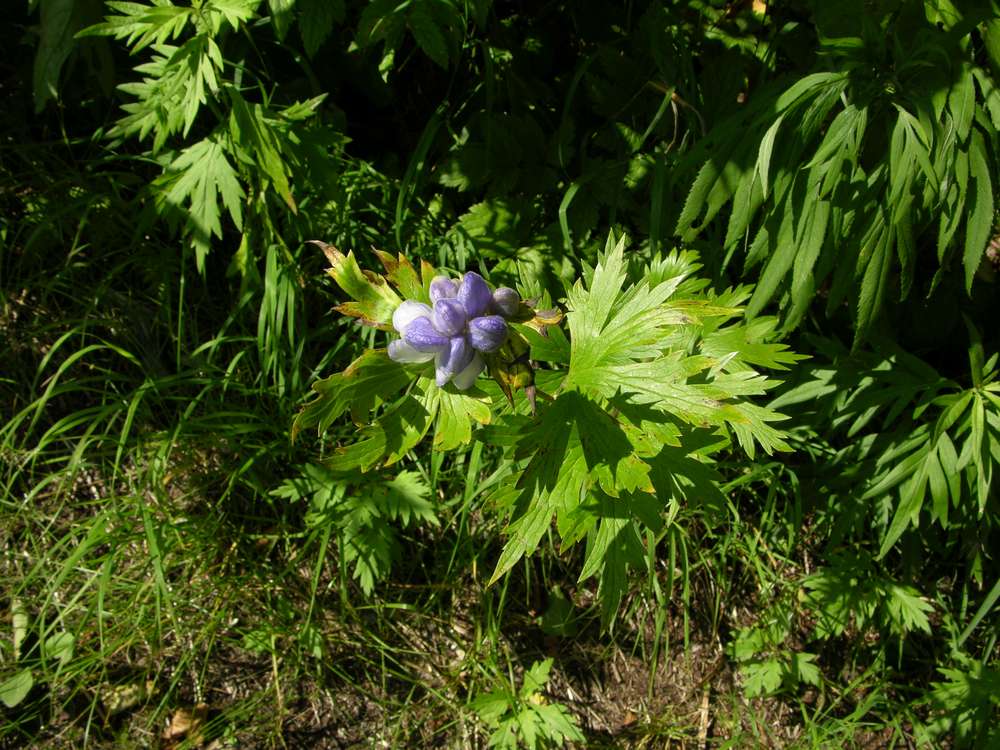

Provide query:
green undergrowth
left=4, top=1, right=1000, bottom=748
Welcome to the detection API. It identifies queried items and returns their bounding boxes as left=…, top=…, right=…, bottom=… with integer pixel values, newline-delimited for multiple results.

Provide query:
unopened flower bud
left=433, top=298, right=468, bottom=338
left=468, top=315, right=508, bottom=353
left=458, top=272, right=492, bottom=318
left=492, top=287, right=520, bottom=318
left=429, top=276, right=459, bottom=303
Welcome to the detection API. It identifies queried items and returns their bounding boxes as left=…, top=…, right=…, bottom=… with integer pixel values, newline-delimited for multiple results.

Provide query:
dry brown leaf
left=162, top=703, right=209, bottom=749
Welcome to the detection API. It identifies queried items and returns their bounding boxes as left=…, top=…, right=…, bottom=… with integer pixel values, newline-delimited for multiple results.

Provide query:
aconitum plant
left=298, top=238, right=798, bottom=624
left=388, top=272, right=519, bottom=389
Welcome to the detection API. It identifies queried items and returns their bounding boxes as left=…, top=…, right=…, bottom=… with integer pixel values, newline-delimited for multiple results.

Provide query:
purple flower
left=392, top=300, right=432, bottom=334
left=429, top=275, right=459, bottom=303
left=387, top=338, right=435, bottom=363
left=457, top=272, right=492, bottom=318
left=389, top=301, right=437, bottom=363
left=388, top=271, right=510, bottom=389
left=433, top=298, right=467, bottom=337
left=468, top=315, right=508, bottom=352
left=452, top=354, right=485, bottom=390
left=491, top=287, right=520, bottom=318
left=403, top=316, right=450, bottom=352
left=436, top=335, right=474, bottom=386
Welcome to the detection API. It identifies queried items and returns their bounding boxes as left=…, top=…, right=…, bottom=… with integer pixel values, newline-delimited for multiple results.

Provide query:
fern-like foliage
left=471, top=658, right=584, bottom=750
left=772, top=333, right=1000, bottom=566
left=676, top=2, right=1000, bottom=340
left=77, top=0, right=338, bottom=271
left=271, top=464, right=438, bottom=595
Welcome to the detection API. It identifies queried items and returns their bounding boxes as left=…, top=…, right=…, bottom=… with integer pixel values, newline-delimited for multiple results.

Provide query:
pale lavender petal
left=468, top=315, right=508, bottom=352
left=457, top=271, right=492, bottom=318
left=388, top=339, right=436, bottom=363
left=491, top=287, right=520, bottom=318
left=434, top=350, right=449, bottom=385
left=392, top=300, right=433, bottom=334
left=451, top=354, right=485, bottom=391
left=435, top=335, right=474, bottom=386
left=432, top=298, right=468, bottom=337
left=429, top=275, right=459, bottom=303
left=403, top=316, right=450, bottom=352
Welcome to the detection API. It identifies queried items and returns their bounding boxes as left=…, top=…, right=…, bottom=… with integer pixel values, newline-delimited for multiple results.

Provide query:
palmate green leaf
left=375, top=470, right=437, bottom=527
left=114, top=36, right=224, bottom=151
left=426, top=380, right=492, bottom=451
left=228, top=90, right=297, bottom=211
left=319, top=245, right=402, bottom=328
left=77, top=2, right=194, bottom=51
left=533, top=703, right=585, bottom=744
left=884, top=584, right=933, bottom=635
left=324, top=383, right=434, bottom=473
left=700, top=316, right=804, bottom=372
left=155, top=133, right=244, bottom=269
left=578, top=494, right=647, bottom=624
left=488, top=395, right=598, bottom=584
left=489, top=390, right=653, bottom=584
left=471, top=691, right=511, bottom=723
left=520, top=658, right=552, bottom=698
left=343, top=515, right=395, bottom=595
left=742, top=658, right=784, bottom=697
left=790, top=652, right=821, bottom=687
left=560, top=238, right=791, bottom=456
left=293, top=349, right=412, bottom=439
left=298, top=0, right=345, bottom=56
left=564, top=240, right=700, bottom=387
left=408, top=4, right=449, bottom=68
left=320, top=372, right=492, bottom=472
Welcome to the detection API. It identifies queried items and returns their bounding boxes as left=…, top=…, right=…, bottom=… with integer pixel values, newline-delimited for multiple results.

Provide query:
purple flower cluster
left=388, top=272, right=520, bottom=389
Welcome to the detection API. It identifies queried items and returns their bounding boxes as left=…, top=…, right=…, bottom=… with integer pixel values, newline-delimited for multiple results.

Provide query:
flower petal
left=403, top=316, right=450, bottom=352
left=468, top=315, right=508, bottom=352
left=429, top=275, right=459, bottom=303
left=491, top=287, right=520, bottom=318
left=451, top=353, right=485, bottom=391
left=436, top=335, right=474, bottom=386
left=392, top=300, right=433, bottom=334
left=433, top=298, right=468, bottom=337
left=457, top=271, right=492, bottom=318
left=388, top=339, right=436, bottom=363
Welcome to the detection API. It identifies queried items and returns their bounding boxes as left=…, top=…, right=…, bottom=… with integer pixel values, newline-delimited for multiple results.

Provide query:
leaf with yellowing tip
left=374, top=249, right=425, bottom=301
left=311, top=242, right=401, bottom=328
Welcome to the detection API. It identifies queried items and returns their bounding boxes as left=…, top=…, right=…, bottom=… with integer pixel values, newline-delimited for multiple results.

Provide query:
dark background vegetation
left=2, top=0, right=999, bottom=747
